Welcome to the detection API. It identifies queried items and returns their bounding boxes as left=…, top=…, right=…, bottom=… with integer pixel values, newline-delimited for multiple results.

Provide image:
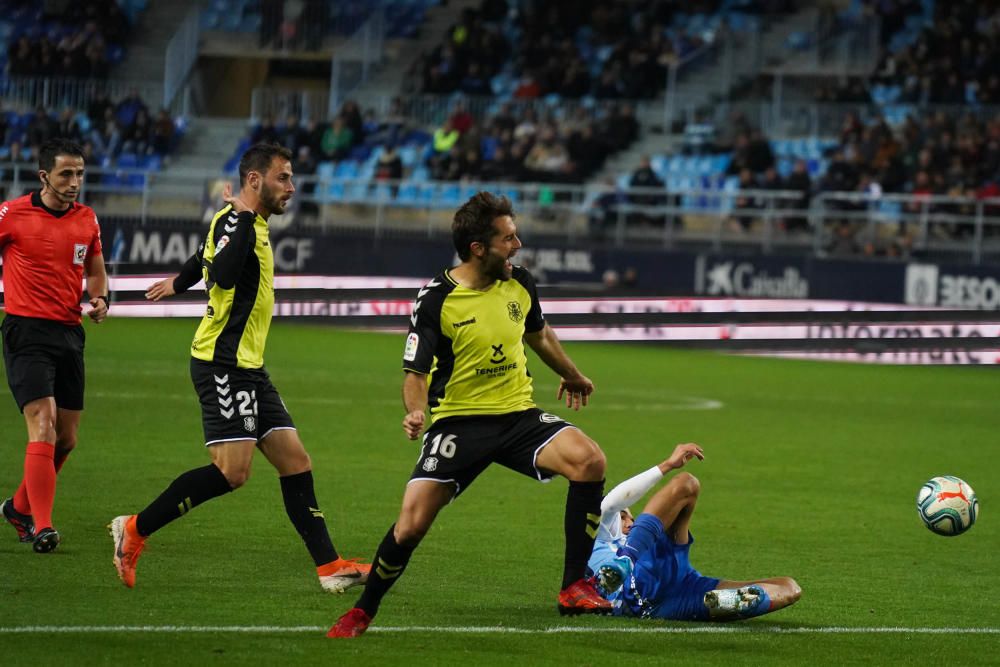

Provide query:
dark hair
left=37, top=138, right=85, bottom=172
left=452, top=191, right=515, bottom=261
left=238, top=142, right=293, bottom=186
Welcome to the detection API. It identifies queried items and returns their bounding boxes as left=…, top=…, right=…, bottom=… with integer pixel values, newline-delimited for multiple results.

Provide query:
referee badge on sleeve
left=74, top=244, right=87, bottom=264
left=404, top=333, right=419, bottom=361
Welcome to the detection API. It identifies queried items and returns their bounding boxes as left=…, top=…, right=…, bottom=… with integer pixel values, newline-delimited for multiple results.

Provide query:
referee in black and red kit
left=0, top=138, right=108, bottom=553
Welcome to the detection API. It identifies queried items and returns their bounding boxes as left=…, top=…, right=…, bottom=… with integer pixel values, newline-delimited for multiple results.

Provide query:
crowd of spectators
left=716, top=104, right=1000, bottom=255
left=425, top=100, right=638, bottom=184
left=411, top=0, right=714, bottom=99
left=823, top=0, right=1000, bottom=106
left=246, top=96, right=640, bottom=188
left=1, top=89, right=178, bottom=164
left=5, top=0, right=133, bottom=79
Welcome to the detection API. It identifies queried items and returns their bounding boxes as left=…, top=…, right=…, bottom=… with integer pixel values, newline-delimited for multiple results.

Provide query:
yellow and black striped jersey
left=403, top=266, right=545, bottom=422
left=189, top=205, right=274, bottom=369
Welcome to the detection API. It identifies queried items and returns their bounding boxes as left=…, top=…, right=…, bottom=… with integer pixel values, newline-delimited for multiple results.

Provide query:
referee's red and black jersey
left=0, top=191, right=103, bottom=326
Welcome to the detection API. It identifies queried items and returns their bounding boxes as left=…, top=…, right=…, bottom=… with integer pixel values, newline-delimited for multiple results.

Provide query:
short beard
left=260, top=186, right=285, bottom=217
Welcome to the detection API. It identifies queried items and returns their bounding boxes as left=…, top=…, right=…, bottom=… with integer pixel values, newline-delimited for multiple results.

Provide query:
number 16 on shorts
left=419, top=432, right=457, bottom=472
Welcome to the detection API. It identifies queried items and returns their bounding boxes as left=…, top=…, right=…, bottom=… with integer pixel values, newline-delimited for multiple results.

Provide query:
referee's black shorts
left=1, top=314, right=86, bottom=412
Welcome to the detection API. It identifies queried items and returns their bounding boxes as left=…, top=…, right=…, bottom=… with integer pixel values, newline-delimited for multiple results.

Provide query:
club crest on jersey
left=507, top=301, right=524, bottom=323
left=243, top=416, right=256, bottom=432
left=422, top=456, right=438, bottom=472
left=73, top=243, right=87, bottom=264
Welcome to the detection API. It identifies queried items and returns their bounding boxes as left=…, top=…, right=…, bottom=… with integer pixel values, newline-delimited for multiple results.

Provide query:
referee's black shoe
left=1, top=497, right=35, bottom=543
left=32, top=527, right=60, bottom=553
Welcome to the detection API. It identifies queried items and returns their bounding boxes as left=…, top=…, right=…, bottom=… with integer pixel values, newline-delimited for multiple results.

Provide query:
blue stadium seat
left=396, top=183, right=420, bottom=205
left=334, top=160, right=359, bottom=179
left=317, top=161, right=335, bottom=181
left=326, top=181, right=345, bottom=202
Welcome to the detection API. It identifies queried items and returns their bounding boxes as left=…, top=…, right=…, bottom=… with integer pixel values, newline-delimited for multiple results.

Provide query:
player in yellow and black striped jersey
left=108, top=144, right=370, bottom=595
left=330, top=192, right=612, bottom=638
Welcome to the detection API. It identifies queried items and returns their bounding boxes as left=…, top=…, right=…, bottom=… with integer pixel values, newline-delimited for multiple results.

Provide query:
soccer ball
left=916, top=476, right=979, bottom=536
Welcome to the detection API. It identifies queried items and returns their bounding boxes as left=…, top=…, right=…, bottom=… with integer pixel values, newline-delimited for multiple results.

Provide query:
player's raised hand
left=557, top=375, right=594, bottom=410
left=222, top=182, right=251, bottom=214
left=402, top=409, right=426, bottom=440
left=145, top=277, right=176, bottom=301
left=663, top=443, right=704, bottom=470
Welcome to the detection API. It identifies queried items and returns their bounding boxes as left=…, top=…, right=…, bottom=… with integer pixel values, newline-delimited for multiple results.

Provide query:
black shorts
left=409, top=408, right=576, bottom=496
left=190, top=358, right=295, bottom=446
left=1, top=314, right=85, bottom=412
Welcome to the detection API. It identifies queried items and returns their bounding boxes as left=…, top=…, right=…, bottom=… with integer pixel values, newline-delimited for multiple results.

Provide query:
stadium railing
left=249, top=90, right=642, bottom=127
left=751, top=101, right=1000, bottom=139
left=0, top=77, right=164, bottom=116
left=1, top=163, right=997, bottom=262
left=163, top=6, right=201, bottom=115
left=329, top=8, right=387, bottom=115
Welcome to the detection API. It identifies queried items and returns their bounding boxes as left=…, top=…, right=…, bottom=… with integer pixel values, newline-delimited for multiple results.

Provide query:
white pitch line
left=0, top=625, right=997, bottom=635
left=89, top=391, right=723, bottom=412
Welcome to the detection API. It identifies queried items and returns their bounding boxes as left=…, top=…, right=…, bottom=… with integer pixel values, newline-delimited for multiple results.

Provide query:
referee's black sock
left=135, top=464, right=233, bottom=537
left=356, top=524, right=415, bottom=618
left=562, top=479, right=604, bottom=590
left=279, top=470, right=338, bottom=566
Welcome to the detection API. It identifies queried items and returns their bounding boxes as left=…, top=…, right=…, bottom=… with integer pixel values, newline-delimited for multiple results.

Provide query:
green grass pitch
left=1, top=318, right=996, bottom=665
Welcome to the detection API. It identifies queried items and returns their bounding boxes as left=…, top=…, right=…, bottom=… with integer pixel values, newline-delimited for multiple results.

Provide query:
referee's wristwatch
left=96, top=295, right=110, bottom=310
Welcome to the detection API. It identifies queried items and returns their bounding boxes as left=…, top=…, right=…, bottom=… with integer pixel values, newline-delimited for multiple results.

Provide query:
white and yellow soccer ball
left=916, top=476, right=979, bottom=536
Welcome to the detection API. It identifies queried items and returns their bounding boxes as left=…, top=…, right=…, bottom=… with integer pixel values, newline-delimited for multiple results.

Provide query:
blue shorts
left=617, top=513, right=720, bottom=621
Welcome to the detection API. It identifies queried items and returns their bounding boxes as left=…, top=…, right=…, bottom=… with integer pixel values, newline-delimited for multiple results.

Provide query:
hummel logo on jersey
left=308, top=506, right=325, bottom=518
left=224, top=213, right=238, bottom=233
left=215, top=375, right=234, bottom=419
left=410, top=279, right=441, bottom=326
left=453, top=317, right=476, bottom=329
left=417, top=279, right=441, bottom=299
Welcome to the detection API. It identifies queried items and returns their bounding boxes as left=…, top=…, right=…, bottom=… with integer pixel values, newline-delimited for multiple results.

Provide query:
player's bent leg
left=330, top=481, right=454, bottom=638
left=109, top=514, right=145, bottom=588
left=534, top=428, right=605, bottom=483
left=209, top=439, right=257, bottom=489
left=395, top=479, right=454, bottom=546
left=704, top=577, right=802, bottom=620
left=110, top=442, right=247, bottom=588
left=641, top=472, right=700, bottom=545
left=536, top=429, right=611, bottom=614
left=258, top=428, right=372, bottom=593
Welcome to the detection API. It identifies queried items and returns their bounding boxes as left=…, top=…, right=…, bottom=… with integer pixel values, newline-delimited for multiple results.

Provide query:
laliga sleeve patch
left=215, top=234, right=230, bottom=254
left=403, top=332, right=419, bottom=361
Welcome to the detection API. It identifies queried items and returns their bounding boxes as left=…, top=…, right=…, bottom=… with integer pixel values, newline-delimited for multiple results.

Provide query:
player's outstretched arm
left=146, top=242, right=205, bottom=301
left=524, top=323, right=593, bottom=410
left=145, top=278, right=176, bottom=301
left=601, top=444, right=705, bottom=515
left=658, top=443, right=704, bottom=474
left=401, top=371, right=429, bottom=440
